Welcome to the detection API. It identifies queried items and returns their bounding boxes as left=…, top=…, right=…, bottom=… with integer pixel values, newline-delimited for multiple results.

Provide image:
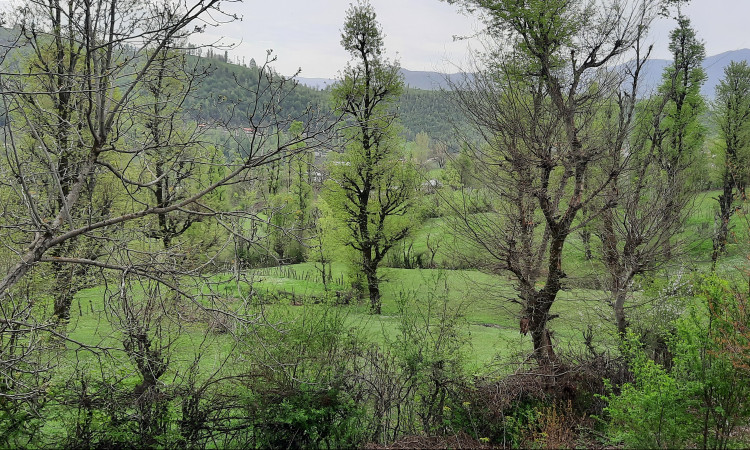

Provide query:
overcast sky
left=192, top=0, right=750, bottom=79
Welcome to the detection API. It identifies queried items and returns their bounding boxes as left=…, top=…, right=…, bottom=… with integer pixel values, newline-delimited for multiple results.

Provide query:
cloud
left=195, top=0, right=750, bottom=77
left=194, top=0, right=478, bottom=77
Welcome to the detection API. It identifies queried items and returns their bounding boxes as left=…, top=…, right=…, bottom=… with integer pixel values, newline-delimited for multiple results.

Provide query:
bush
left=456, top=351, right=618, bottom=448
left=388, top=280, right=469, bottom=435
left=384, top=239, right=426, bottom=269
left=684, top=276, right=750, bottom=448
left=247, top=384, right=362, bottom=449
left=239, top=304, right=367, bottom=448
left=350, top=274, right=470, bottom=444
left=603, top=275, right=750, bottom=448
left=603, top=334, right=696, bottom=449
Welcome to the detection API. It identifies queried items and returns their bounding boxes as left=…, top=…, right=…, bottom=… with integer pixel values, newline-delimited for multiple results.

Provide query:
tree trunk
left=523, top=290, right=559, bottom=365
left=0, top=234, right=54, bottom=297
left=53, top=262, right=76, bottom=321
left=712, top=173, right=735, bottom=265
left=519, top=228, right=567, bottom=365
left=614, top=290, right=629, bottom=338
left=581, top=228, right=592, bottom=260
left=580, top=174, right=592, bottom=260
left=530, top=327, right=557, bottom=364
left=363, top=251, right=381, bottom=314
left=51, top=238, right=80, bottom=322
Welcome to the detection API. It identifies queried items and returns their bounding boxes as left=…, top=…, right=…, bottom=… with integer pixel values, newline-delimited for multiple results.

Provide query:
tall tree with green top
left=325, top=0, right=415, bottom=314
left=712, top=61, right=750, bottom=264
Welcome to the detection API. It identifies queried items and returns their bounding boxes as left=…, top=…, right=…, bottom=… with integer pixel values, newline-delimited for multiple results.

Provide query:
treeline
left=182, top=57, right=330, bottom=127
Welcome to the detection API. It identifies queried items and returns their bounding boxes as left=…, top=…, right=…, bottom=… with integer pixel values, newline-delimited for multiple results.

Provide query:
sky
left=192, top=0, right=750, bottom=79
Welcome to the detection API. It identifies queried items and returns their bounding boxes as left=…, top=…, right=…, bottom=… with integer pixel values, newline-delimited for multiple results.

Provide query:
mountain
left=399, top=69, right=472, bottom=90
left=626, top=49, right=750, bottom=99
left=701, top=49, right=750, bottom=98
left=296, top=68, right=471, bottom=91
left=173, top=48, right=750, bottom=145
left=297, top=49, right=750, bottom=98
left=293, top=77, right=336, bottom=90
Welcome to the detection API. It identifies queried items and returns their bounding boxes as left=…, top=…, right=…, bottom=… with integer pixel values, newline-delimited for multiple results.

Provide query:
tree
left=410, top=131, right=431, bottom=167
left=325, top=0, right=415, bottom=314
left=4, top=5, right=116, bottom=322
left=266, top=121, right=313, bottom=263
left=598, top=14, right=704, bottom=338
left=656, top=14, right=706, bottom=191
left=0, top=0, right=333, bottom=293
left=604, top=276, right=750, bottom=449
left=445, top=0, right=659, bottom=362
left=0, top=0, right=334, bottom=409
left=139, top=45, right=214, bottom=251
left=712, top=61, right=750, bottom=264
left=0, top=0, right=219, bottom=296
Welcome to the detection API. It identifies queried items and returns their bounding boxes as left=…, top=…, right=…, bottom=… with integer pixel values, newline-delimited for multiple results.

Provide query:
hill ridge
left=296, top=49, right=750, bottom=97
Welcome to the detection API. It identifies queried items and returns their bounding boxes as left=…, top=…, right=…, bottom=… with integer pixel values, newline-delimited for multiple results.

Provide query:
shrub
left=603, top=275, right=750, bottom=448
left=247, top=384, right=362, bottom=449
left=603, top=334, right=696, bottom=449
left=239, top=303, right=367, bottom=448
left=352, top=273, right=470, bottom=444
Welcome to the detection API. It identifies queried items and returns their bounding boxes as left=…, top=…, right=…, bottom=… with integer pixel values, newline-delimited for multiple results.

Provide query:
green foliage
left=627, top=269, right=693, bottom=354
left=184, top=57, right=326, bottom=127
left=441, top=145, right=476, bottom=189
left=659, top=15, right=708, bottom=188
left=390, top=274, right=469, bottom=432
left=399, top=89, right=467, bottom=143
left=340, top=0, right=383, bottom=58
left=604, top=275, right=750, bottom=449
left=696, top=276, right=750, bottom=447
left=240, top=304, right=367, bottom=448
left=604, top=333, right=697, bottom=448
left=714, top=61, right=750, bottom=180
left=712, top=61, right=750, bottom=261
left=350, top=272, right=470, bottom=442
left=268, top=191, right=306, bottom=263
left=184, top=53, right=463, bottom=142
left=484, top=0, right=581, bottom=64
left=0, top=398, right=47, bottom=448
left=247, top=384, right=362, bottom=449
left=706, top=273, right=750, bottom=373
left=385, top=238, right=426, bottom=269
left=451, top=395, right=550, bottom=448
left=325, top=0, right=417, bottom=312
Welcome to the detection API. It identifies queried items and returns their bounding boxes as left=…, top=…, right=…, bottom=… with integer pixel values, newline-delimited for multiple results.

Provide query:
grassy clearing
left=66, top=264, right=608, bottom=371
left=64, top=190, right=748, bottom=377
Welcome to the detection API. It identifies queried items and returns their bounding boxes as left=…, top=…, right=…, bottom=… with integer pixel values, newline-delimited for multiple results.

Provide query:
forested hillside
left=181, top=56, right=328, bottom=126
left=184, top=54, right=464, bottom=144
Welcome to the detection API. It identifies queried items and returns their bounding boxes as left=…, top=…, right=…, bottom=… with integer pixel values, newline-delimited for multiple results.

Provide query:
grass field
left=27, top=188, right=744, bottom=449
left=67, top=264, right=620, bottom=373
left=63, top=190, right=748, bottom=375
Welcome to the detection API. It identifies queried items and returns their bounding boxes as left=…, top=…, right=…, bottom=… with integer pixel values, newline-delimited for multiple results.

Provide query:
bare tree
left=0, top=0, right=335, bottom=417
left=598, top=98, right=689, bottom=338
left=0, top=0, right=334, bottom=296
left=446, top=0, right=659, bottom=363
left=598, top=14, right=704, bottom=338
left=0, top=0, right=222, bottom=296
